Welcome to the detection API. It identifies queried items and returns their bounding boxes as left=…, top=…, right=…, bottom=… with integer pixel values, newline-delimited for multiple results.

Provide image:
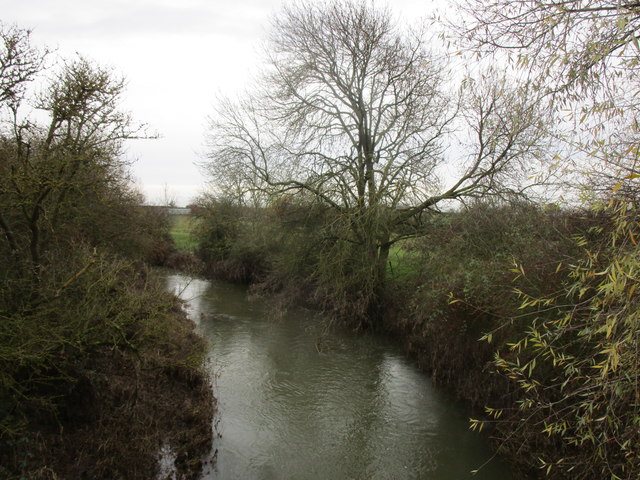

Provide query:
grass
left=387, top=242, right=419, bottom=279
left=170, top=215, right=199, bottom=252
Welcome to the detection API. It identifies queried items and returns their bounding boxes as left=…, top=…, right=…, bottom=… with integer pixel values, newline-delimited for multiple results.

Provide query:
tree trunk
left=362, top=234, right=391, bottom=329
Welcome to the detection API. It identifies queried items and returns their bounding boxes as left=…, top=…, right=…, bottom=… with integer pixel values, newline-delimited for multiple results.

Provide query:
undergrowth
left=0, top=249, right=214, bottom=479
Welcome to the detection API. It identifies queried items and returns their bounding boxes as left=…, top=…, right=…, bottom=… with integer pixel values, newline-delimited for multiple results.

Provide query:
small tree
left=205, top=0, right=550, bottom=325
left=0, top=56, right=147, bottom=271
left=457, top=2, right=640, bottom=477
left=0, top=24, right=45, bottom=258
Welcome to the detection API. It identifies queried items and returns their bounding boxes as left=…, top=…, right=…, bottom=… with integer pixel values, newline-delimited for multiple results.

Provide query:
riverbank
left=0, top=262, right=215, bottom=480
left=181, top=201, right=604, bottom=479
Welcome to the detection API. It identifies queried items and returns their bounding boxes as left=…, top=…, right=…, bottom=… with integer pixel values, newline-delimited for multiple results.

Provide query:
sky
left=2, top=0, right=444, bottom=206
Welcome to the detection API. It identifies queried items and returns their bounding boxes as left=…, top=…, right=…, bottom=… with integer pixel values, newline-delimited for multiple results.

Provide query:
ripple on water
left=163, top=273, right=515, bottom=480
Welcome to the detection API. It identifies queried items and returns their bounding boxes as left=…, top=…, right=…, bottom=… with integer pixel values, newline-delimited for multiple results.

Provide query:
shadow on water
left=164, top=273, right=515, bottom=480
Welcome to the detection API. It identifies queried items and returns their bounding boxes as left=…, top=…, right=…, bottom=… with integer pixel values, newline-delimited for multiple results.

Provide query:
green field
left=170, top=215, right=199, bottom=252
left=387, top=242, right=419, bottom=279
left=169, top=213, right=417, bottom=275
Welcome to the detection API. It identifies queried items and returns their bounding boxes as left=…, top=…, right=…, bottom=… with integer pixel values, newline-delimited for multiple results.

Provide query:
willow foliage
left=474, top=193, right=640, bottom=479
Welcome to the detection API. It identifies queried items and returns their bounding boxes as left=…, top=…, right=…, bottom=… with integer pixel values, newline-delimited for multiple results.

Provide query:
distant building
left=166, top=207, right=191, bottom=216
left=141, top=206, right=192, bottom=216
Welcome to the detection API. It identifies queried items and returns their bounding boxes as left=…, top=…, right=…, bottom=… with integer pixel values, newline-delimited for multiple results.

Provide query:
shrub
left=0, top=248, right=213, bottom=479
left=480, top=197, right=640, bottom=479
left=394, top=201, right=587, bottom=405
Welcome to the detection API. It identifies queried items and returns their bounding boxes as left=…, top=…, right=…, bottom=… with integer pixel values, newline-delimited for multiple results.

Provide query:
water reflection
left=164, top=273, right=513, bottom=480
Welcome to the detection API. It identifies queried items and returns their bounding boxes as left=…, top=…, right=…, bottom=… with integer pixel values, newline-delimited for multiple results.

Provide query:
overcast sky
left=2, top=0, right=444, bottom=205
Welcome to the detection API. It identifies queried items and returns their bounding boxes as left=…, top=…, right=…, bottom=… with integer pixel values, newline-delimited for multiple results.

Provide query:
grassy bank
left=170, top=215, right=200, bottom=252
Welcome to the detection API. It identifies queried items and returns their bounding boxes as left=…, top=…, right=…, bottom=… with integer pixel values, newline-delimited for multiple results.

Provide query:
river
left=165, top=273, right=514, bottom=480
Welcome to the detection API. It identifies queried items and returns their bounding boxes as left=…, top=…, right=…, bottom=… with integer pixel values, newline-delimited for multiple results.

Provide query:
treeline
left=0, top=26, right=212, bottom=478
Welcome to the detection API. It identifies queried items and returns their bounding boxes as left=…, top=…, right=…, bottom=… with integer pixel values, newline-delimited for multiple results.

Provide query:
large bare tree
left=205, top=0, right=550, bottom=321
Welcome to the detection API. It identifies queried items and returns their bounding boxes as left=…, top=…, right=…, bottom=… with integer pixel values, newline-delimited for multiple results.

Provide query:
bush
left=192, top=197, right=273, bottom=282
left=480, top=197, right=640, bottom=479
left=393, top=201, right=588, bottom=405
left=0, top=249, right=213, bottom=479
left=192, top=194, right=384, bottom=324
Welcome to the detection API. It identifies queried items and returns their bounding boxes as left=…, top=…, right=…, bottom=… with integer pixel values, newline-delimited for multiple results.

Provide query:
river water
left=165, top=273, right=514, bottom=480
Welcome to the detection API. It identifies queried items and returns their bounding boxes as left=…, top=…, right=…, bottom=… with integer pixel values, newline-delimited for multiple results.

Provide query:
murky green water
left=165, top=273, right=514, bottom=480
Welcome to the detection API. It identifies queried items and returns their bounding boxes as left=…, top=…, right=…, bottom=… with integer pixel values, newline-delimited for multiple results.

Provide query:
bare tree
left=0, top=24, right=45, bottom=257
left=0, top=23, right=45, bottom=109
left=205, top=0, right=550, bottom=322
